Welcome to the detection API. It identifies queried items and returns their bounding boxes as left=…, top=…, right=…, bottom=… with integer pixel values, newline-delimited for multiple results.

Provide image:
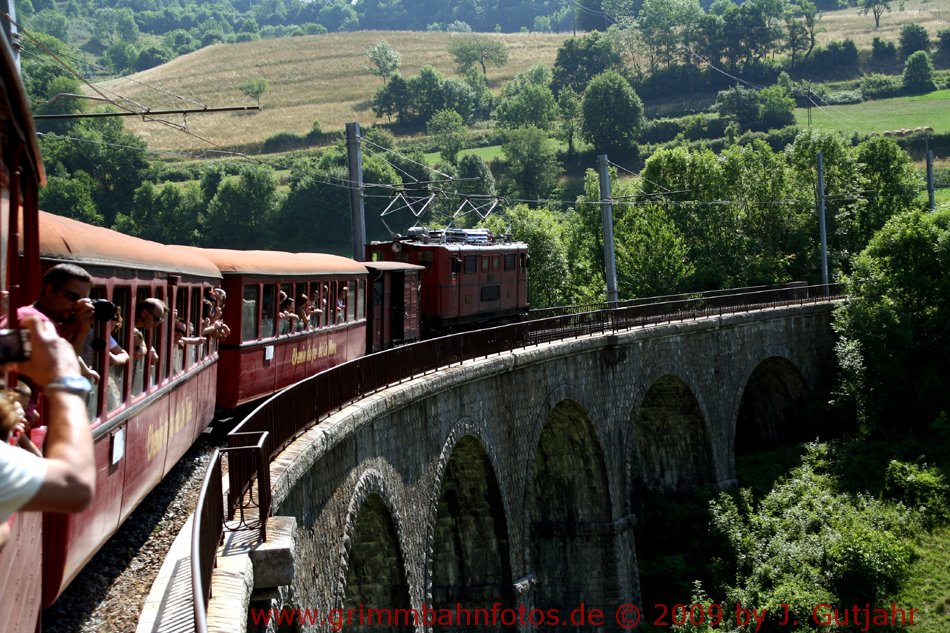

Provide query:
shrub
left=825, top=90, right=863, bottom=105
left=861, top=73, right=902, bottom=99
left=883, top=460, right=949, bottom=522
left=938, top=28, right=950, bottom=64
left=262, top=131, right=305, bottom=153
left=872, top=37, right=897, bottom=62
left=900, top=22, right=930, bottom=58
left=903, top=51, right=937, bottom=94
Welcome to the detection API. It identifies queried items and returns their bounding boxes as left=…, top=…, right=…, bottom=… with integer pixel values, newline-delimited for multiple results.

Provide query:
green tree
left=501, top=126, right=560, bottom=201
left=484, top=205, right=572, bottom=308
left=372, top=73, right=409, bottom=122
left=756, top=84, right=796, bottom=130
left=551, top=31, right=623, bottom=95
left=201, top=164, right=279, bottom=249
left=557, top=88, right=582, bottom=154
left=899, top=22, right=929, bottom=57
left=239, top=77, right=268, bottom=107
left=495, top=82, right=558, bottom=130
left=902, top=50, right=936, bottom=94
left=114, top=181, right=203, bottom=245
left=853, top=136, right=921, bottom=248
left=835, top=209, right=950, bottom=430
left=860, top=0, right=903, bottom=29
left=615, top=203, right=694, bottom=298
left=427, top=109, right=466, bottom=165
left=636, top=0, right=704, bottom=70
left=40, top=173, right=103, bottom=225
left=448, top=34, right=508, bottom=76
left=406, top=65, right=446, bottom=123
left=366, top=40, right=401, bottom=83
left=581, top=70, right=644, bottom=155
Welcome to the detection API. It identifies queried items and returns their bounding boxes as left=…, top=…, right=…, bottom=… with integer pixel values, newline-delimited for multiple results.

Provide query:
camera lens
left=92, top=299, right=118, bottom=322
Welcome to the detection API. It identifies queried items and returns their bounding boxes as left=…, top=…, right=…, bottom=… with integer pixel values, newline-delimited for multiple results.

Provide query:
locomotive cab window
left=451, top=257, right=462, bottom=277
left=464, top=255, right=477, bottom=274
left=504, top=254, right=515, bottom=271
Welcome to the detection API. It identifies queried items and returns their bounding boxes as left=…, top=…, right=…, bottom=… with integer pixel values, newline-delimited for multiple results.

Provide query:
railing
left=190, top=282, right=843, bottom=632
left=191, top=433, right=270, bottom=633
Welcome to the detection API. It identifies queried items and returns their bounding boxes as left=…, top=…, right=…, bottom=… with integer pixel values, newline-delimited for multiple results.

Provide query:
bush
left=861, top=73, right=902, bottom=99
left=802, top=39, right=859, bottom=79
left=883, top=460, right=949, bottom=521
left=900, top=22, right=930, bottom=58
left=825, top=89, right=863, bottom=105
left=712, top=443, right=916, bottom=630
left=872, top=37, right=897, bottom=62
left=262, top=131, right=305, bottom=153
left=903, top=51, right=937, bottom=94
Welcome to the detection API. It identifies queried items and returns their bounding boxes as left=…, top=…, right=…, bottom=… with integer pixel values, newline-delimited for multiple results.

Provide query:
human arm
left=15, top=318, right=95, bottom=513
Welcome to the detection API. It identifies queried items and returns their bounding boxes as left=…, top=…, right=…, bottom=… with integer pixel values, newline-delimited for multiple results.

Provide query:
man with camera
left=18, top=264, right=100, bottom=384
left=1, top=316, right=96, bottom=549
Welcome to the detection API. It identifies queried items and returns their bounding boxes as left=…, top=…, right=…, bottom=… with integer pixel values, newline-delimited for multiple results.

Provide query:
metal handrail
left=191, top=282, right=844, bottom=631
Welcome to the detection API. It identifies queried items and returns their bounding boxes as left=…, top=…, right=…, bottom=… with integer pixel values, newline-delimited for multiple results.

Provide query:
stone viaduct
left=263, top=302, right=838, bottom=631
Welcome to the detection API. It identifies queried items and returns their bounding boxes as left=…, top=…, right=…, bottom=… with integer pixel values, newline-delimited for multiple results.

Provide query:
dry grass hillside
left=97, top=31, right=567, bottom=152
left=817, top=0, right=948, bottom=49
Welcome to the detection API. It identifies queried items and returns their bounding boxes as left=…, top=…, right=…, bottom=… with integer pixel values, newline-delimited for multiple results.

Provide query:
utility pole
left=346, top=122, right=367, bottom=262
left=597, top=154, right=619, bottom=307
left=817, top=152, right=829, bottom=294
left=926, top=137, right=935, bottom=211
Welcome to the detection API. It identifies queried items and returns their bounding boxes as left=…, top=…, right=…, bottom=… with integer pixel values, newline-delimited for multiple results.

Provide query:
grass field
left=815, top=0, right=949, bottom=50
left=97, top=31, right=566, bottom=152
left=794, top=89, right=950, bottom=136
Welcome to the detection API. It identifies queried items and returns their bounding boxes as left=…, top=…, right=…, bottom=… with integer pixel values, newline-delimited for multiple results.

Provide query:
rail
left=190, top=282, right=844, bottom=631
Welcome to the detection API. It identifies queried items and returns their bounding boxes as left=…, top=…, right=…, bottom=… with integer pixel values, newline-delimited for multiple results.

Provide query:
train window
left=153, top=287, right=167, bottom=389
left=482, top=256, right=489, bottom=272
left=308, top=282, right=322, bottom=329
left=189, top=288, right=201, bottom=367
left=242, top=284, right=260, bottom=341
left=505, top=254, right=516, bottom=271
left=82, top=286, right=106, bottom=420
left=108, top=287, right=132, bottom=413
left=173, top=288, right=187, bottom=373
left=493, top=256, right=500, bottom=270
left=451, top=257, right=461, bottom=277
left=357, top=279, right=365, bottom=320
left=262, top=284, right=276, bottom=338
left=464, top=255, right=477, bottom=274
left=418, top=251, right=433, bottom=266
left=348, top=281, right=357, bottom=322
left=521, top=253, right=528, bottom=270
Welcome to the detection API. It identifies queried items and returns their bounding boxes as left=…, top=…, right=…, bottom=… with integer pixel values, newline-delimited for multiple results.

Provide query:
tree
left=902, top=50, right=936, bottom=94
left=636, top=0, right=703, bottom=70
left=557, top=88, right=582, bottom=154
left=615, top=204, right=694, bottom=298
left=495, top=82, right=558, bottom=130
left=835, top=209, right=950, bottom=430
left=406, top=65, right=446, bottom=124
left=501, top=127, right=560, bottom=201
left=201, top=164, right=279, bottom=249
left=581, top=71, right=644, bottom=155
left=366, top=40, right=401, bottom=83
left=427, top=109, right=466, bottom=165
left=239, top=77, right=268, bottom=107
left=860, top=0, right=903, bottom=29
left=448, top=34, right=508, bottom=76
left=899, top=22, right=929, bottom=57
left=551, top=31, right=623, bottom=95
left=40, top=173, right=103, bottom=226
left=853, top=136, right=921, bottom=247
left=483, top=205, right=572, bottom=308
left=114, top=181, right=203, bottom=245
left=372, top=73, right=409, bottom=122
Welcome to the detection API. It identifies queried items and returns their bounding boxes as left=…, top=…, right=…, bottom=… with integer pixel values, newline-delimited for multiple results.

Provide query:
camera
left=92, top=299, right=119, bottom=322
left=0, top=329, right=31, bottom=364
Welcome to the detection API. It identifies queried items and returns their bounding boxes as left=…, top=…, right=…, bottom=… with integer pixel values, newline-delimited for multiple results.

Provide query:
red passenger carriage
left=173, top=248, right=371, bottom=409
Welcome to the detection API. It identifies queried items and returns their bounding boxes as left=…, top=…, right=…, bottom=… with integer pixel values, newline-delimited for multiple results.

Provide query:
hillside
left=96, top=31, right=566, bottom=152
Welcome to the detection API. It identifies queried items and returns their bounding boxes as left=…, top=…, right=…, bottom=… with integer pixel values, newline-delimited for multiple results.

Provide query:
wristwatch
left=46, top=375, right=93, bottom=396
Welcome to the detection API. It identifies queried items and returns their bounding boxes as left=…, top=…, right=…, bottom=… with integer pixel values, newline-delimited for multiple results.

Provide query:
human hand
left=15, top=317, right=82, bottom=388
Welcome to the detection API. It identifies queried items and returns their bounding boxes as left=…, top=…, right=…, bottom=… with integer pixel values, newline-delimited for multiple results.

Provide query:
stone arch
left=424, top=419, right=514, bottom=629
left=731, top=348, right=810, bottom=453
left=524, top=398, right=618, bottom=625
left=334, top=467, right=415, bottom=628
left=627, top=365, right=716, bottom=493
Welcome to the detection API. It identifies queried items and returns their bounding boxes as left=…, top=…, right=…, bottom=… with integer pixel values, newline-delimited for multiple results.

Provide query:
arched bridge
left=224, top=291, right=840, bottom=632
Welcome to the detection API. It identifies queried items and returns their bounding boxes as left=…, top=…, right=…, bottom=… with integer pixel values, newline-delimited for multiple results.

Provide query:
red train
left=1, top=28, right=528, bottom=628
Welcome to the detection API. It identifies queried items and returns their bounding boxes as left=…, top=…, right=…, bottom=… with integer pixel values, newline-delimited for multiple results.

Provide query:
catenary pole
left=817, top=152, right=829, bottom=294
left=597, top=154, right=619, bottom=307
left=346, top=122, right=366, bottom=262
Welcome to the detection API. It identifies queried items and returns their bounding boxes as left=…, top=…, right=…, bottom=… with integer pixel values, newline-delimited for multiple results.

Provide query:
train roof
left=172, top=246, right=368, bottom=277
left=39, top=211, right=222, bottom=279
left=364, top=261, right=425, bottom=272
left=0, top=30, right=44, bottom=184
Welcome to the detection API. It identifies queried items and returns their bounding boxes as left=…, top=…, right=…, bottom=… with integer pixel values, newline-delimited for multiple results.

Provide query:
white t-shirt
left=0, top=441, right=47, bottom=523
